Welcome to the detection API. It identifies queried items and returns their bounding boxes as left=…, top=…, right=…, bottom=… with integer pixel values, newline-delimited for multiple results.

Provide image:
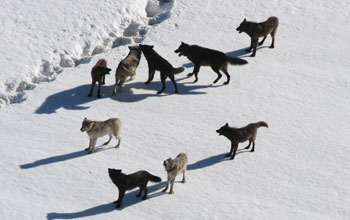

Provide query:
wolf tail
left=148, top=174, right=162, bottom=183
left=257, top=121, right=268, bottom=128
left=172, top=66, right=185, bottom=74
left=226, top=56, right=248, bottom=65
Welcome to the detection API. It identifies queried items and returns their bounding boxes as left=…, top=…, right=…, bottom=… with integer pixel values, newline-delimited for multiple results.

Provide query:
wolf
left=139, top=44, right=185, bottom=94
left=108, top=168, right=161, bottom=208
left=80, top=117, right=121, bottom=154
left=236, top=16, right=279, bottom=57
left=174, top=42, right=247, bottom=84
left=88, top=59, right=111, bottom=98
left=162, top=153, right=187, bottom=194
left=216, top=121, right=268, bottom=160
left=112, top=46, right=142, bottom=95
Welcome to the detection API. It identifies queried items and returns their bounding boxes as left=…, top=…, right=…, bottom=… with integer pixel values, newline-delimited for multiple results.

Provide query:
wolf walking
left=174, top=42, right=247, bottom=84
left=108, top=168, right=161, bottom=208
left=139, top=44, right=184, bottom=94
left=236, top=16, right=279, bottom=57
left=216, top=121, right=268, bottom=160
left=80, top=117, right=121, bottom=154
left=88, top=59, right=111, bottom=98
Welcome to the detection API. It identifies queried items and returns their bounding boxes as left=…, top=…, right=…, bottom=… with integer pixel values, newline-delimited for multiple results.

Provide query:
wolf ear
left=244, top=18, right=246, bottom=22
left=150, top=45, right=154, bottom=49
left=89, top=122, right=95, bottom=130
left=181, top=41, right=184, bottom=44
left=225, top=123, right=228, bottom=126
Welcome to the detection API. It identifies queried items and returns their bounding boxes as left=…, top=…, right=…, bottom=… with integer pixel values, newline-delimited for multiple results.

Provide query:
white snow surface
left=1, top=0, right=350, bottom=219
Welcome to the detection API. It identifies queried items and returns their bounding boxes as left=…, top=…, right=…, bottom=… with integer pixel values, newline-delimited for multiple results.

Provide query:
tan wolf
left=174, top=42, right=247, bottom=84
left=139, top=44, right=184, bottom=94
left=216, top=121, right=268, bottom=160
left=112, top=46, right=142, bottom=94
left=80, top=117, right=121, bottom=154
left=88, top=59, right=111, bottom=98
left=236, top=16, right=279, bottom=57
left=162, top=153, right=188, bottom=194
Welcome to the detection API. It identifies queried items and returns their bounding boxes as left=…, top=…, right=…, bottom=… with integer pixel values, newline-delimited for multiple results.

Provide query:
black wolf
left=216, top=121, right=268, bottom=160
left=108, top=168, right=161, bottom=208
left=174, top=42, right=247, bottom=84
left=236, top=16, right=279, bottom=57
left=139, top=44, right=184, bottom=94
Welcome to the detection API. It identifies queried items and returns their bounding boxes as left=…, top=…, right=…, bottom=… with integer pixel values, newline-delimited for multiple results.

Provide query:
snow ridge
left=0, top=0, right=174, bottom=107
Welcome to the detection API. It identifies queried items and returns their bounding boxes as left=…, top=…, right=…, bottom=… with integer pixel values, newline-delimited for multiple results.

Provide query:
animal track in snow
left=0, top=0, right=175, bottom=107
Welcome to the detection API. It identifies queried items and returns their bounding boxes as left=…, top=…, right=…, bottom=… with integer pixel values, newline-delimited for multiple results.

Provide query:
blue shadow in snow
left=46, top=182, right=166, bottom=219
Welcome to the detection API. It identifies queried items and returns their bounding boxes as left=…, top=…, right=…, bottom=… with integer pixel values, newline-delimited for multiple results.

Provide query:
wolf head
left=174, top=41, right=190, bottom=57
left=236, top=18, right=248, bottom=33
left=139, top=44, right=154, bottom=52
left=216, top=123, right=229, bottom=136
left=80, top=118, right=95, bottom=132
left=163, top=158, right=174, bottom=171
left=108, top=168, right=122, bottom=184
left=128, top=45, right=142, bottom=55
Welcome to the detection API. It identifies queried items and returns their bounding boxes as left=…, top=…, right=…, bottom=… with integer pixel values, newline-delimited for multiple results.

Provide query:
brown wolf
left=236, top=16, right=279, bottom=57
left=112, top=46, right=142, bottom=94
left=174, top=42, right=247, bottom=84
left=108, top=168, right=161, bottom=208
left=88, top=59, right=111, bottom=98
left=139, top=44, right=184, bottom=94
left=216, top=121, right=268, bottom=160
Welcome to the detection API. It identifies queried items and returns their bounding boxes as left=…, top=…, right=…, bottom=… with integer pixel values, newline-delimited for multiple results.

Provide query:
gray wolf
left=88, top=59, right=111, bottom=98
left=216, top=121, right=268, bottom=160
left=108, top=168, right=161, bottom=208
left=112, top=46, right=142, bottom=94
left=174, top=42, right=247, bottom=84
left=80, top=117, right=121, bottom=154
left=139, top=44, right=184, bottom=94
left=162, top=153, right=188, bottom=194
left=236, top=16, right=279, bottom=57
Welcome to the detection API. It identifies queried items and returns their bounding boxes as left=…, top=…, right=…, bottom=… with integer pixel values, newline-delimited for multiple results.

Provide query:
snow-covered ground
left=1, top=0, right=349, bottom=219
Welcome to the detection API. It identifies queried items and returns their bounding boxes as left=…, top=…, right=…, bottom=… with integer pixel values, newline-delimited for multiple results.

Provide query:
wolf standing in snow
left=108, top=168, right=161, bottom=208
left=236, top=16, right=279, bottom=57
left=174, top=42, right=247, bottom=84
left=80, top=117, right=121, bottom=154
left=112, top=46, right=142, bottom=94
left=162, top=153, right=188, bottom=194
left=88, top=59, right=111, bottom=98
left=216, top=121, right=268, bottom=160
left=139, top=44, right=184, bottom=94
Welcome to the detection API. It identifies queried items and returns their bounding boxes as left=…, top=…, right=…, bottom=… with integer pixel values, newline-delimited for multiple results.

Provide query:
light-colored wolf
left=80, top=117, right=122, bottom=154
left=162, top=153, right=188, bottom=194
left=112, top=46, right=142, bottom=94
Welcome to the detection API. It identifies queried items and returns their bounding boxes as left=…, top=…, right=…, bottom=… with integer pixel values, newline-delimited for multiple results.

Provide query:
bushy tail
left=257, top=121, right=268, bottom=128
left=148, top=174, right=161, bottom=183
left=172, top=66, right=185, bottom=74
left=226, top=56, right=248, bottom=65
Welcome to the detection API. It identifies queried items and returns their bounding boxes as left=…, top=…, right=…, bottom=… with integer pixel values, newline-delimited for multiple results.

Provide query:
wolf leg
left=211, top=66, right=222, bottom=84
left=97, top=82, right=102, bottom=98
left=251, top=141, right=255, bottom=152
left=115, top=190, right=125, bottom=208
left=146, top=68, right=155, bottom=84
left=115, top=137, right=121, bottom=148
left=142, top=185, right=148, bottom=200
left=88, top=138, right=97, bottom=154
left=251, top=38, right=259, bottom=57
left=157, top=73, right=167, bottom=94
left=230, top=143, right=239, bottom=160
left=189, top=64, right=200, bottom=83
left=182, top=170, right=186, bottom=183
left=88, top=81, right=96, bottom=97
left=244, top=140, right=252, bottom=149
left=136, top=187, right=142, bottom=197
left=103, top=134, right=112, bottom=145
left=226, top=143, right=234, bottom=157
left=169, top=179, right=175, bottom=194
left=169, top=74, right=178, bottom=93
left=259, top=36, right=267, bottom=45
left=245, top=38, right=253, bottom=52
left=85, top=138, right=93, bottom=151
left=221, top=66, right=230, bottom=85
left=162, top=176, right=170, bottom=192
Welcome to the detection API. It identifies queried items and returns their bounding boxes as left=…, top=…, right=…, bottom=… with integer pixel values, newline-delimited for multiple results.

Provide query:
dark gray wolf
left=174, top=42, right=247, bottom=84
left=88, top=59, right=111, bottom=98
left=236, top=16, right=279, bottom=57
left=162, top=153, right=187, bottom=194
left=139, top=44, right=184, bottom=94
left=216, top=121, right=268, bottom=160
left=80, top=117, right=121, bottom=154
left=108, top=168, right=161, bottom=208
left=113, top=46, right=142, bottom=94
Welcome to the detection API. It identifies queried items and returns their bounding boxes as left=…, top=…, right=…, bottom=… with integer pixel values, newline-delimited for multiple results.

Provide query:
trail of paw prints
left=0, top=0, right=175, bottom=107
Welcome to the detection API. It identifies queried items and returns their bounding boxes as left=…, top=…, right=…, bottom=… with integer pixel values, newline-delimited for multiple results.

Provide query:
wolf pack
left=80, top=16, right=278, bottom=208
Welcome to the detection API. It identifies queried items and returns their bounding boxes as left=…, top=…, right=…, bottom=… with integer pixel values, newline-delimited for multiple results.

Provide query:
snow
left=1, top=0, right=350, bottom=219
